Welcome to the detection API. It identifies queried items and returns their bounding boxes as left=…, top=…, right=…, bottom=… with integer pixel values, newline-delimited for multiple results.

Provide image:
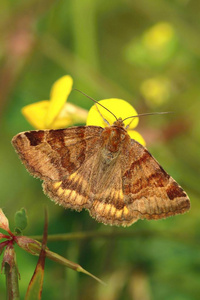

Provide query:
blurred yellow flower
left=22, top=75, right=87, bottom=129
left=143, top=22, right=174, bottom=51
left=125, top=21, right=176, bottom=67
left=140, top=77, right=171, bottom=107
left=87, top=99, right=145, bottom=146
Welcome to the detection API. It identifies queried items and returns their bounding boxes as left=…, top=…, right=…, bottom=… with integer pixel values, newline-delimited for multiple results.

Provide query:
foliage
left=0, top=0, right=200, bottom=299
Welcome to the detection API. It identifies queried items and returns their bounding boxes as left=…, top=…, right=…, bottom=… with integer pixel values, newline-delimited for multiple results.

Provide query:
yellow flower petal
left=22, top=101, right=49, bottom=129
left=51, top=117, right=73, bottom=129
left=128, top=130, right=146, bottom=146
left=87, top=99, right=139, bottom=129
left=45, top=75, right=73, bottom=128
left=51, top=103, right=88, bottom=129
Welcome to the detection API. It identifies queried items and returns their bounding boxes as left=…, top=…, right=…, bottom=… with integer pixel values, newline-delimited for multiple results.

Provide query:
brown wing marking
left=88, top=160, right=137, bottom=226
left=89, top=190, right=136, bottom=226
left=12, top=126, right=103, bottom=182
left=122, top=141, right=190, bottom=222
left=42, top=150, right=105, bottom=210
left=43, top=173, right=90, bottom=211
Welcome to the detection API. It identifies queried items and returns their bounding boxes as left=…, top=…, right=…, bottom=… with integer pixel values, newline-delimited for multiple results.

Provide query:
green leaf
left=14, top=208, right=28, bottom=231
left=25, top=270, right=44, bottom=300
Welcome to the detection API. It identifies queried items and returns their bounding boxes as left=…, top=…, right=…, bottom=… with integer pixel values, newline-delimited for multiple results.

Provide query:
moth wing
left=12, top=126, right=103, bottom=210
left=121, top=140, right=190, bottom=224
left=12, top=126, right=103, bottom=181
left=89, top=139, right=190, bottom=226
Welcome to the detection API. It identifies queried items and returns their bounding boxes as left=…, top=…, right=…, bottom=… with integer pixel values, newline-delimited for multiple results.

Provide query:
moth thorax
left=102, top=127, right=126, bottom=155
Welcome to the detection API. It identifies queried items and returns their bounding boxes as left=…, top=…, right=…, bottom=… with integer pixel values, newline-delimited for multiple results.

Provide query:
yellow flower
left=22, top=75, right=87, bottom=129
left=125, top=22, right=176, bottom=67
left=140, top=77, right=171, bottom=107
left=86, top=99, right=145, bottom=146
left=143, top=22, right=174, bottom=51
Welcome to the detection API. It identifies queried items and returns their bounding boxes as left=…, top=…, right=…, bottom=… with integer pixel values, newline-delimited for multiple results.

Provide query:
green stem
left=5, top=263, right=20, bottom=300
left=29, top=229, right=196, bottom=246
left=71, top=0, right=99, bottom=69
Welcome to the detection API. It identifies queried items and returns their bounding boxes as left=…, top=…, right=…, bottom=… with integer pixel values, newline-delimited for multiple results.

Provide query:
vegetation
left=0, top=0, right=199, bottom=299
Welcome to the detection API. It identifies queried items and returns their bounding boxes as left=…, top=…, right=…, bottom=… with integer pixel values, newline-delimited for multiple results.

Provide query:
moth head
left=113, top=118, right=125, bottom=129
left=74, top=89, right=169, bottom=147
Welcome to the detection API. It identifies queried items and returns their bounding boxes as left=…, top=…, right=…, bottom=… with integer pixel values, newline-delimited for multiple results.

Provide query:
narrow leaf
left=45, top=249, right=106, bottom=285
left=26, top=243, right=105, bottom=285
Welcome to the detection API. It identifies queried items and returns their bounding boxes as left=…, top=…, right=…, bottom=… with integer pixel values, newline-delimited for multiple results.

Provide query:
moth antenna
left=73, top=89, right=118, bottom=121
left=94, top=103, right=110, bottom=125
left=123, top=111, right=173, bottom=122
left=123, top=112, right=173, bottom=129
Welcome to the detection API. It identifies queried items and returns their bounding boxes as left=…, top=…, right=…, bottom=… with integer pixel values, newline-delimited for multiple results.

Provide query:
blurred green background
left=0, top=0, right=200, bottom=299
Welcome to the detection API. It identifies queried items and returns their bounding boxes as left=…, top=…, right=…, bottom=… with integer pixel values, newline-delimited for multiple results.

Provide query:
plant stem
left=29, top=229, right=197, bottom=246
left=5, top=263, right=20, bottom=300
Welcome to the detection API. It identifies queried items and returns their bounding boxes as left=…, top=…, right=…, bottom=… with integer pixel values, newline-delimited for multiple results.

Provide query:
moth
left=12, top=104, right=190, bottom=226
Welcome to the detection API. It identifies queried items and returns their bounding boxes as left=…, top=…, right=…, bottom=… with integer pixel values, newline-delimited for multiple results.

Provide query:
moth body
left=100, top=121, right=129, bottom=166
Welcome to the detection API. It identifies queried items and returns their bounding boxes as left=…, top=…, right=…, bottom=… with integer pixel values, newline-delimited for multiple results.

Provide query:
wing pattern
left=12, top=125, right=190, bottom=226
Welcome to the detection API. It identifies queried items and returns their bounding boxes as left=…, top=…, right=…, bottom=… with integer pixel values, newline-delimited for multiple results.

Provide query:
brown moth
left=12, top=114, right=190, bottom=226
